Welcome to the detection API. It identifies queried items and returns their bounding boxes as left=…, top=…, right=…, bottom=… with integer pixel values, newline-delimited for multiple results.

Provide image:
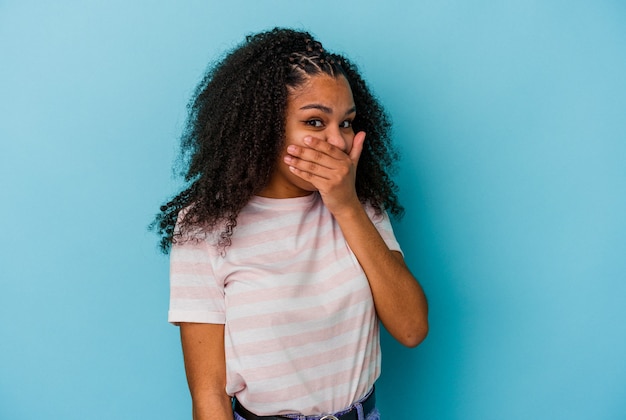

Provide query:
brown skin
left=180, top=323, right=233, bottom=420
left=260, top=74, right=358, bottom=199
left=180, top=74, right=428, bottom=419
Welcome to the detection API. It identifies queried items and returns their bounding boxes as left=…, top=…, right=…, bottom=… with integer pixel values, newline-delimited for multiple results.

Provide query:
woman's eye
left=305, top=119, right=323, bottom=128
left=340, top=120, right=353, bottom=129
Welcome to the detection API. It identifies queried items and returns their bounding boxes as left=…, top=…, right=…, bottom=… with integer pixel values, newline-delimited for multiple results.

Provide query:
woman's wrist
left=192, top=394, right=233, bottom=420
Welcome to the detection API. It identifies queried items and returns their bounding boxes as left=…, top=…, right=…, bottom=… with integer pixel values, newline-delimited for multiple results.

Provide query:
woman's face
left=260, top=74, right=356, bottom=198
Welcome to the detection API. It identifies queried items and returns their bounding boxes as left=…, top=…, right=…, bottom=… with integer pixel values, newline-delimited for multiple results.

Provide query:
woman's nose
left=326, top=128, right=350, bottom=153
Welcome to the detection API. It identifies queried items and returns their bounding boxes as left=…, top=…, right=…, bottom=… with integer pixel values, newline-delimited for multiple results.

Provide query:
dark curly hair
left=151, top=27, right=403, bottom=253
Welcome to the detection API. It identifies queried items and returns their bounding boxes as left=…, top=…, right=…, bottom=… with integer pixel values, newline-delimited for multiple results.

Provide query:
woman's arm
left=285, top=133, right=428, bottom=347
left=180, top=322, right=233, bottom=420
left=331, top=206, right=429, bottom=347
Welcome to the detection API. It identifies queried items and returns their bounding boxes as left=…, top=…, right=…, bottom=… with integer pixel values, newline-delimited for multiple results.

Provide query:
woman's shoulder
left=174, top=206, right=226, bottom=246
left=362, top=201, right=388, bottom=224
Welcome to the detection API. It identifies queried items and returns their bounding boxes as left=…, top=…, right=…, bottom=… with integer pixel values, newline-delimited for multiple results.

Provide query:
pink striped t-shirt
left=168, top=192, right=401, bottom=416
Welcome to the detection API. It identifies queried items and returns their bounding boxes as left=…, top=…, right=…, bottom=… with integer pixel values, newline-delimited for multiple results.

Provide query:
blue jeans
left=233, top=408, right=380, bottom=419
left=233, top=389, right=380, bottom=420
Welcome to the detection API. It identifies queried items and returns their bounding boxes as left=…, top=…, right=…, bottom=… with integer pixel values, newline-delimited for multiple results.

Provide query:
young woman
left=153, top=28, right=428, bottom=420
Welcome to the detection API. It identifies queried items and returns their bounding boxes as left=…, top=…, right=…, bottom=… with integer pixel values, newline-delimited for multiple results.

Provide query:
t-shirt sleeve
left=364, top=205, right=403, bottom=256
left=168, top=229, right=225, bottom=326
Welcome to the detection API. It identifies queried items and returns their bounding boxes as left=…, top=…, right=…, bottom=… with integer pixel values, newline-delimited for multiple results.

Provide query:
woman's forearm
left=334, top=204, right=429, bottom=347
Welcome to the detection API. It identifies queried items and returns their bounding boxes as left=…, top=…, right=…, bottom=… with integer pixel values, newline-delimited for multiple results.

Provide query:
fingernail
left=303, top=137, right=312, bottom=145
left=287, top=145, right=297, bottom=153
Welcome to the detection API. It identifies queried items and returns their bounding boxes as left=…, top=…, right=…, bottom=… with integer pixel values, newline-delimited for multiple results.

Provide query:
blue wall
left=1, top=1, right=624, bottom=419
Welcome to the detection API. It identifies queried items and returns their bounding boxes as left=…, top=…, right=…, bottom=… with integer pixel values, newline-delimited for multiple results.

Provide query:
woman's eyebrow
left=300, top=104, right=357, bottom=116
left=300, top=104, right=333, bottom=114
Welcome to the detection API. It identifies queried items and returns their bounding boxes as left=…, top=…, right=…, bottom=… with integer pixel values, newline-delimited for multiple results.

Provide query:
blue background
left=1, top=1, right=625, bottom=419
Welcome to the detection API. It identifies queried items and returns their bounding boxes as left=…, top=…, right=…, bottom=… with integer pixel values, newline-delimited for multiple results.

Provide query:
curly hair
left=151, top=27, right=403, bottom=253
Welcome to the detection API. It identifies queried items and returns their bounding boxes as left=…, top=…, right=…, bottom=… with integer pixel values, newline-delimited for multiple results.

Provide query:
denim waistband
left=233, top=387, right=376, bottom=420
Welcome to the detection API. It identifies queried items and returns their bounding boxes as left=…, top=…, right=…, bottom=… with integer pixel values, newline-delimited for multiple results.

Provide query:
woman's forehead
left=287, top=74, right=354, bottom=109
